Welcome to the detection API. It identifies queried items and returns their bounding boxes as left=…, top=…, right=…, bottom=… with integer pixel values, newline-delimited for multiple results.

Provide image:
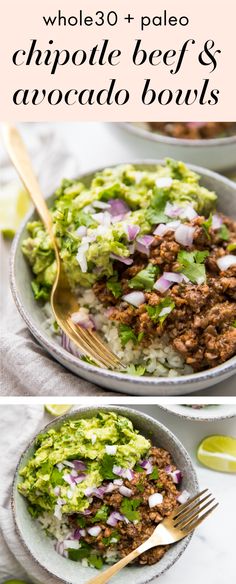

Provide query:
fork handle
left=86, top=539, right=156, bottom=584
left=2, top=124, right=54, bottom=239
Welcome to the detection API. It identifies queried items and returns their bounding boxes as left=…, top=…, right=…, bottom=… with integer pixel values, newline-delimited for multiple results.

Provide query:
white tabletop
left=1, top=122, right=236, bottom=396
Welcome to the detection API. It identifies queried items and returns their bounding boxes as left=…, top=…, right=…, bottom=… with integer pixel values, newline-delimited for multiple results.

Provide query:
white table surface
left=0, top=403, right=235, bottom=584
left=1, top=121, right=236, bottom=396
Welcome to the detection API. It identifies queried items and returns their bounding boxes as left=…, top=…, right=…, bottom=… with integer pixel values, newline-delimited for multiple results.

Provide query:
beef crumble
left=93, top=213, right=236, bottom=371
left=69, top=447, right=180, bottom=566
left=147, top=122, right=236, bottom=140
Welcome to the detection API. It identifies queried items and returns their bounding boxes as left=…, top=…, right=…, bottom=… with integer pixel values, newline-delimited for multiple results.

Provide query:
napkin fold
left=0, top=405, right=61, bottom=583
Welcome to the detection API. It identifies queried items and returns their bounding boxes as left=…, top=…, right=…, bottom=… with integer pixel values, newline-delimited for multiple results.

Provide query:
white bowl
left=12, top=406, right=198, bottom=584
left=157, top=404, right=236, bottom=422
left=10, top=160, right=236, bottom=396
left=113, top=124, right=236, bottom=172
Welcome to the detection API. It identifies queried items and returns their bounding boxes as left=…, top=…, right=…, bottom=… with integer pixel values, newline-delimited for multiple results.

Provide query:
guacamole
left=18, top=412, right=150, bottom=515
left=21, top=159, right=217, bottom=301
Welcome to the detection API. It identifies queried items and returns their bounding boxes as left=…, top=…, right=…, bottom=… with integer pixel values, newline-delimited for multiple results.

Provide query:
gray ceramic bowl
left=10, top=160, right=236, bottom=396
left=12, top=406, right=199, bottom=584
left=157, top=404, right=236, bottom=422
left=115, top=124, right=236, bottom=172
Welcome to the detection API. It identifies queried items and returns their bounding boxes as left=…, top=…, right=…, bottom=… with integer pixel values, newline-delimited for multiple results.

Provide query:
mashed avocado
left=21, top=159, right=217, bottom=301
left=18, top=412, right=150, bottom=515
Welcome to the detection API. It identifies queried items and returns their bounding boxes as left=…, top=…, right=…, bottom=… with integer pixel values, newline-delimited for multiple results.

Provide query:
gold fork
left=3, top=125, right=123, bottom=370
left=87, top=489, right=218, bottom=584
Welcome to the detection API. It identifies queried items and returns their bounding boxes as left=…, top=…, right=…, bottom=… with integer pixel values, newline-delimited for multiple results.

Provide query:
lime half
left=0, top=181, right=30, bottom=238
left=45, top=404, right=73, bottom=417
left=4, top=580, right=29, bottom=584
left=197, top=435, right=236, bottom=473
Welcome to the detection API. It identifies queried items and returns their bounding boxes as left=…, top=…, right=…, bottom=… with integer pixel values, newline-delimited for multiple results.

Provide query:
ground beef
left=147, top=122, right=236, bottom=140
left=69, top=447, right=180, bottom=566
left=92, top=212, right=236, bottom=371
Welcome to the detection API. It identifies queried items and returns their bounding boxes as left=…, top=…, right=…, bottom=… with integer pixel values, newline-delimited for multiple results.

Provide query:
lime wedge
left=45, top=404, right=72, bottom=417
left=0, top=181, right=30, bottom=238
left=197, top=435, right=236, bottom=473
left=4, top=580, right=29, bottom=584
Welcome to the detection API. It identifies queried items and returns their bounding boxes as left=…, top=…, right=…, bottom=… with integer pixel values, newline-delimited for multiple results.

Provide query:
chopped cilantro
left=119, top=324, right=144, bottom=347
left=91, top=505, right=109, bottom=523
left=232, top=320, right=236, bottom=328
left=125, top=364, right=146, bottom=376
left=100, top=454, right=117, bottom=480
left=129, top=264, right=159, bottom=291
left=146, top=297, right=175, bottom=325
left=120, top=498, right=141, bottom=522
left=68, top=542, right=91, bottom=562
left=219, top=224, right=230, bottom=241
left=27, top=504, right=41, bottom=518
left=135, top=464, right=145, bottom=473
left=149, top=467, right=159, bottom=480
left=102, top=530, right=121, bottom=547
left=202, top=213, right=212, bottom=236
left=76, top=516, right=86, bottom=528
left=107, top=272, right=123, bottom=298
left=157, top=482, right=163, bottom=489
left=177, top=249, right=209, bottom=285
left=89, top=555, right=104, bottom=570
left=146, top=190, right=169, bottom=224
left=136, top=482, right=145, bottom=493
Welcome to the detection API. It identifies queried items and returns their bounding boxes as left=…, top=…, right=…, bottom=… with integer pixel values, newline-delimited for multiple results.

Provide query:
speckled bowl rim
left=121, top=122, right=236, bottom=149
left=12, top=405, right=198, bottom=583
left=10, top=159, right=236, bottom=392
left=157, top=404, right=236, bottom=422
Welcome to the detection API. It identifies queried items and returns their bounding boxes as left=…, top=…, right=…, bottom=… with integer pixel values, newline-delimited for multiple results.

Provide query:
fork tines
left=173, top=489, right=218, bottom=534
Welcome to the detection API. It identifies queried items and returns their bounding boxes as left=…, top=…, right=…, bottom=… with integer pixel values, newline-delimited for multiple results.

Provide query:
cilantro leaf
left=102, top=530, right=121, bottom=547
left=125, top=364, right=146, bottom=376
left=120, top=498, right=141, bottom=522
left=89, top=555, right=104, bottom=570
left=107, top=273, right=123, bottom=298
left=129, top=264, right=159, bottom=290
left=149, top=467, right=159, bottom=480
left=232, top=320, right=236, bottom=328
left=68, top=542, right=91, bottom=562
left=100, top=454, right=117, bottom=480
left=136, top=482, right=145, bottom=493
left=146, top=190, right=169, bottom=224
left=119, top=324, right=144, bottom=347
left=177, top=249, right=209, bottom=285
left=219, top=224, right=230, bottom=241
left=76, top=516, right=86, bottom=528
left=91, top=505, right=109, bottom=523
left=202, top=213, right=212, bottom=236
left=146, top=297, right=175, bottom=325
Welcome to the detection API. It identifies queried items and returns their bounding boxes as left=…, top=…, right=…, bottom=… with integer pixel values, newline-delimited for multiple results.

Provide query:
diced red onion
left=57, top=498, right=66, bottom=506
left=154, top=221, right=180, bottom=236
left=136, top=235, right=154, bottom=256
left=180, top=204, right=198, bottom=221
left=73, top=460, right=87, bottom=472
left=64, top=540, right=80, bottom=550
left=93, top=487, right=107, bottom=499
left=113, top=465, right=123, bottom=477
left=77, top=225, right=87, bottom=237
left=174, top=224, right=195, bottom=247
left=165, top=465, right=171, bottom=473
left=154, top=276, right=172, bottom=293
left=212, top=214, right=223, bottom=230
left=127, top=224, right=140, bottom=241
left=122, top=469, right=135, bottom=481
left=108, top=199, right=130, bottom=217
left=159, top=306, right=173, bottom=318
left=216, top=254, right=236, bottom=271
left=110, top=253, right=133, bottom=265
left=119, top=486, right=132, bottom=497
left=91, top=433, right=97, bottom=445
left=105, top=445, right=117, bottom=455
left=140, top=460, right=153, bottom=475
left=84, top=487, right=94, bottom=497
left=177, top=490, right=190, bottom=504
left=82, top=509, right=92, bottom=516
left=55, top=541, right=65, bottom=556
left=163, top=272, right=185, bottom=284
left=170, top=470, right=183, bottom=485
left=148, top=493, right=163, bottom=508
left=105, top=482, right=116, bottom=494
left=75, top=474, right=87, bottom=484
left=122, top=291, right=146, bottom=307
left=76, top=241, right=89, bottom=273
left=54, top=505, right=62, bottom=520
left=93, top=211, right=111, bottom=226
left=113, top=479, right=123, bottom=486
left=54, top=487, right=61, bottom=496
left=70, top=469, right=78, bottom=478
left=156, top=177, right=173, bottom=188
left=107, top=512, right=124, bottom=527
left=71, top=308, right=95, bottom=331
left=56, top=462, right=64, bottom=472
left=87, top=526, right=101, bottom=537
left=67, top=489, right=73, bottom=499
left=73, top=528, right=86, bottom=540
left=63, top=473, right=75, bottom=486
left=63, top=460, right=75, bottom=469
left=165, top=202, right=182, bottom=218
left=128, top=243, right=135, bottom=254
left=61, top=332, right=82, bottom=358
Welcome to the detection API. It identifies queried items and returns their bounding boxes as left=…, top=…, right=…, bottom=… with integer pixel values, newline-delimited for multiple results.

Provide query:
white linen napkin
left=0, top=405, right=61, bottom=583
